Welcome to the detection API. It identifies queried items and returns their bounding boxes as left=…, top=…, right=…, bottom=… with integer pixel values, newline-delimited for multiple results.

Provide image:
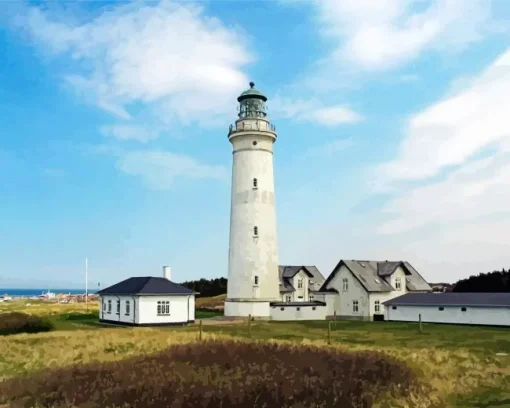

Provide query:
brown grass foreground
left=0, top=339, right=417, bottom=408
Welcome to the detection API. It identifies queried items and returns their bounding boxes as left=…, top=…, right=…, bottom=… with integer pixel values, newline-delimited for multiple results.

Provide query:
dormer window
left=395, top=277, right=402, bottom=290
left=297, top=278, right=303, bottom=289
left=342, top=278, right=348, bottom=291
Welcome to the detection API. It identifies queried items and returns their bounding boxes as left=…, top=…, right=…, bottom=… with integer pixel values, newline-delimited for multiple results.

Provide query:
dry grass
left=195, top=294, right=226, bottom=310
left=0, top=300, right=509, bottom=407
left=0, top=299, right=99, bottom=317
left=0, top=340, right=417, bottom=408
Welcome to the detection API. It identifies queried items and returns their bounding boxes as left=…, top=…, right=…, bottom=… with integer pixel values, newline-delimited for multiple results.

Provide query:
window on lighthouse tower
left=253, top=178, right=258, bottom=189
left=254, top=226, right=258, bottom=236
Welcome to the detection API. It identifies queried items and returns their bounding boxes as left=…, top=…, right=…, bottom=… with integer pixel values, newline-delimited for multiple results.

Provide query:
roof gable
left=320, top=259, right=431, bottom=293
left=97, top=277, right=195, bottom=295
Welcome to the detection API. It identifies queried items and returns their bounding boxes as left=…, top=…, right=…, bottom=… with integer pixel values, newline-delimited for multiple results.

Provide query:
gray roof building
left=278, top=265, right=326, bottom=293
left=384, top=292, right=510, bottom=307
left=319, top=260, right=432, bottom=293
left=97, top=277, right=197, bottom=296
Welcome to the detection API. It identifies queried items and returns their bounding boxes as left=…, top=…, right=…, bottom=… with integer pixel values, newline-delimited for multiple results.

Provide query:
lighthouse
left=224, top=82, right=281, bottom=318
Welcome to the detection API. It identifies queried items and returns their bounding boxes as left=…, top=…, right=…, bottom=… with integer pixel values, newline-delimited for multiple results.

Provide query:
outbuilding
left=384, top=292, right=510, bottom=327
left=97, top=267, right=197, bottom=326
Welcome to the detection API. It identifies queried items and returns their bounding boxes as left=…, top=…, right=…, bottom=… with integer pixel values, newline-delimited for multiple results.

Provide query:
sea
left=0, top=289, right=96, bottom=298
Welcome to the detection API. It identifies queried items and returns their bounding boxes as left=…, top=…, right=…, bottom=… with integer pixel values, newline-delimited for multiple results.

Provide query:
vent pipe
left=163, top=266, right=172, bottom=281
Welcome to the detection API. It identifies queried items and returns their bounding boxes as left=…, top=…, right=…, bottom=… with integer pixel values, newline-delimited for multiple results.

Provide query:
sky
left=0, top=0, right=509, bottom=289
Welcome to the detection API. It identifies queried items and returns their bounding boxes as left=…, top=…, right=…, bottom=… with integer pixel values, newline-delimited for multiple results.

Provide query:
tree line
left=452, top=268, right=510, bottom=292
left=179, top=277, right=227, bottom=298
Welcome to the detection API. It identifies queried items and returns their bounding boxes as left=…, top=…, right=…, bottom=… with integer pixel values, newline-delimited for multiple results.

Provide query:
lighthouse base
left=224, top=300, right=272, bottom=318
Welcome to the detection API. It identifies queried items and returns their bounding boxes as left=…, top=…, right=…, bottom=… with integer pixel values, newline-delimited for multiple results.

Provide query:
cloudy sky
left=1, top=0, right=509, bottom=289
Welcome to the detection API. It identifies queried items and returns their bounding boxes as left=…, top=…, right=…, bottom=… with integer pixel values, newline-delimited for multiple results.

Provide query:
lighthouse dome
left=237, top=81, right=267, bottom=102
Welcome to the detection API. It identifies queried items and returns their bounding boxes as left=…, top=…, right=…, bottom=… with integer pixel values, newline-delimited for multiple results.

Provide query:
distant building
left=315, top=260, right=432, bottom=321
left=97, top=266, right=197, bottom=326
left=278, top=265, right=326, bottom=302
left=384, top=292, right=510, bottom=326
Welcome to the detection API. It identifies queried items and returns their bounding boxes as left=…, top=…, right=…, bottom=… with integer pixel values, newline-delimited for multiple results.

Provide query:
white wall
left=326, top=265, right=369, bottom=319
left=138, top=295, right=194, bottom=325
left=224, top=300, right=271, bottom=318
left=270, top=305, right=327, bottom=321
left=290, top=270, right=309, bottom=301
left=100, top=295, right=194, bottom=325
left=369, top=266, right=409, bottom=318
left=226, top=117, right=281, bottom=311
left=385, top=304, right=510, bottom=326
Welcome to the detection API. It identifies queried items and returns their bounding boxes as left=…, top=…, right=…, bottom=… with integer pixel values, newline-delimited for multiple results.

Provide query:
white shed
left=384, top=292, right=510, bottom=327
left=97, top=276, right=197, bottom=326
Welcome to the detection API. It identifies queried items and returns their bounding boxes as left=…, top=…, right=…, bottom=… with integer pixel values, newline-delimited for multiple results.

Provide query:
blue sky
left=1, top=0, right=509, bottom=289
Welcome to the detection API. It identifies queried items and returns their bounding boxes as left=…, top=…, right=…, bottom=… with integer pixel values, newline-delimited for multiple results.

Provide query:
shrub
left=0, top=312, right=55, bottom=336
left=0, top=340, right=417, bottom=408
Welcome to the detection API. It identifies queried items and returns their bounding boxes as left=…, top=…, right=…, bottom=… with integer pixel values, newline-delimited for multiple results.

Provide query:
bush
left=0, top=340, right=417, bottom=408
left=0, top=312, right=55, bottom=336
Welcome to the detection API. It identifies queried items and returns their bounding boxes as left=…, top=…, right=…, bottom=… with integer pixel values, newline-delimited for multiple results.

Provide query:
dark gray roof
left=377, top=261, right=401, bottom=276
left=384, top=292, right=510, bottom=307
left=319, top=260, right=432, bottom=293
left=278, top=265, right=326, bottom=293
left=97, top=277, right=196, bottom=296
left=270, top=301, right=326, bottom=307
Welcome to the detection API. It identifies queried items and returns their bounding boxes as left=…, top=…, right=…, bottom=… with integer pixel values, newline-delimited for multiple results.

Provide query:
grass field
left=1, top=298, right=510, bottom=407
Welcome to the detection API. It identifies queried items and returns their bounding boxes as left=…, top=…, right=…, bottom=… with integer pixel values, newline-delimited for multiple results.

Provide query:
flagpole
left=85, top=257, right=88, bottom=311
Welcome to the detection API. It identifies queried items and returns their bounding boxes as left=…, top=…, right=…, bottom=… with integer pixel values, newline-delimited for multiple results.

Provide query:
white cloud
left=311, top=0, right=499, bottom=71
left=99, top=125, right=158, bottom=143
left=369, top=48, right=510, bottom=280
left=271, top=96, right=363, bottom=126
left=377, top=48, right=510, bottom=185
left=117, top=150, right=227, bottom=190
left=13, top=1, right=252, bottom=126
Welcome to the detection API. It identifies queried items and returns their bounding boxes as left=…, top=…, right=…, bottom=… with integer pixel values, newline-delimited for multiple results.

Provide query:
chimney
left=163, top=266, right=172, bottom=281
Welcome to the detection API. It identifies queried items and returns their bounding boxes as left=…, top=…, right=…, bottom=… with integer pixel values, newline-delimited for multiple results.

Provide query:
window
left=461, top=307, right=467, bottom=312
left=297, top=307, right=301, bottom=311
left=298, top=296, right=303, bottom=299
left=285, top=295, right=291, bottom=302
left=108, top=299, right=112, bottom=313
left=392, top=306, right=397, bottom=310
left=252, top=141, right=257, bottom=146
left=116, top=300, right=120, bottom=314
left=312, top=306, right=316, bottom=310
left=125, top=300, right=130, bottom=315
left=309, top=295, right=314, bottom=301
left=297, top=278, right=303, bottom=289
left=254, top=276, right=259, bottom=285
left=374, top=300, right=380, bottom=313
left=253, top=178, right=258, bottom=188
left=395, top=277, right=402, bottom=290
left=280, top=307, right=284, bottom=311
left=353, top=300, right=359, bottom=313
left=254, top=226, right=258, bottom=236
left=103, top=302, right=106, bottom=311
left=157, top=301, right=170, bottom=315
left=439, top=307, right=444, bottom=311
left=342, top=278, right=348, bottom=291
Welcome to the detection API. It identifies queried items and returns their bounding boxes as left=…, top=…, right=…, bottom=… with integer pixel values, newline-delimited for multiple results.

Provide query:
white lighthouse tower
left=224, top=82, right=281, bottom=318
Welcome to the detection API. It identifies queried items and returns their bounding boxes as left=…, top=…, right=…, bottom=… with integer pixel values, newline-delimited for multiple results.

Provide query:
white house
left=384, top=292, right=510, bottom=327
left=269, top=265, right=329, bottom=321
left=316, top=260, right=432, bottom=321
left=97, top=267, right=197, bottom=326
left=278, top=265, right=326, bottom=302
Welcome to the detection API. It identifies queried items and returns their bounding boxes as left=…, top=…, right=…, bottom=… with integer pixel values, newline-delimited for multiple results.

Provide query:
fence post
left=248, top=314, right=252, bottom=338
left=419, top=314, right=422, bottom=333
left=199, top=320, right=203, bottom=341
left=333, top=310, right=337, bottom=329
left=327, top=321, right=332, bottom=345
